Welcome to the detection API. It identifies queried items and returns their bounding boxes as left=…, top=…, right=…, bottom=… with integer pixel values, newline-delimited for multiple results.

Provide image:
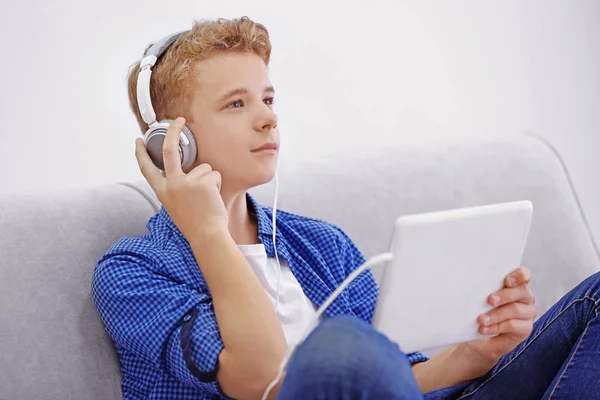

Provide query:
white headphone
left=136, top=31, right=197, bottom=172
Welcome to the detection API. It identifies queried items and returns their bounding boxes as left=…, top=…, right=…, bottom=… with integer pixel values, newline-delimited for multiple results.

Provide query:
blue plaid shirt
left=92, top=193, right=428, bottom=399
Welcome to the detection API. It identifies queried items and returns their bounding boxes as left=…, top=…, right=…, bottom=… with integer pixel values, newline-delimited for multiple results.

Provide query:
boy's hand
left=463, top=267, right=537, bottom=365
left=135, top=117, right=229, bottom=240
left=412, top=268, right=536, bottom=392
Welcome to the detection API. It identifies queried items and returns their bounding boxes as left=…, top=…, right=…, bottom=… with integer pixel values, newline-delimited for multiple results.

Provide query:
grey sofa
left=1, top=134, right=598, bottom=399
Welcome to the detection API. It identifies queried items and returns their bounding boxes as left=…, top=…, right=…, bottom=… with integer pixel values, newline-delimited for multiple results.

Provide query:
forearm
left=190, top=228, right=286, bottom=396
left=411, top=343, right=498, bottom=393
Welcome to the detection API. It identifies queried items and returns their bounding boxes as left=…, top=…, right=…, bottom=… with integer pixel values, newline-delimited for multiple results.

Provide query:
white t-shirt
left=238, top=244, right=320, bottom=349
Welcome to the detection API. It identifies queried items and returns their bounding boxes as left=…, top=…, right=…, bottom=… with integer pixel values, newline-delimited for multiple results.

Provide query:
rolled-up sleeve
left=334, top=226, right=430, bottom=365
left=92, top=250, right=230, bottom=397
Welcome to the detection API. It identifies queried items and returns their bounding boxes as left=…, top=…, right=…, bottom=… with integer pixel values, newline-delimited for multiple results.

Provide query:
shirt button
left=183, top=314, right=192, bottom=323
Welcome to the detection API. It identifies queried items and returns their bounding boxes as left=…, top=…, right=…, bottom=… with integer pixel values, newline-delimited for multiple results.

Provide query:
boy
left=93, top=16, right=600, bottom=400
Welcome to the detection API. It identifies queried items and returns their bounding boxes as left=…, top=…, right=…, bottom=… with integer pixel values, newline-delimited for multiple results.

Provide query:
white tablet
left=372, top=200, right=533, bottom=354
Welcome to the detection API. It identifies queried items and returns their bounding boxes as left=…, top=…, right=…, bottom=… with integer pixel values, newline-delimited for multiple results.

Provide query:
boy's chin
left=248, top=169, right=277, bottom=188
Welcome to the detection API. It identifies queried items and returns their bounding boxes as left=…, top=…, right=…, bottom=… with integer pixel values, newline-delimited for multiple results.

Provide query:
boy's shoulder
left=264, top=205, right=367, bottom=277
left=261, top=205, right=354, bottom=248
left=98, top=211, right=180, bottom=266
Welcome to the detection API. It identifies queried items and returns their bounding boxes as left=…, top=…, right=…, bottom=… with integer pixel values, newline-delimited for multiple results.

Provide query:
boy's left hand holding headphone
left=134, top=117, right=229, bottom=239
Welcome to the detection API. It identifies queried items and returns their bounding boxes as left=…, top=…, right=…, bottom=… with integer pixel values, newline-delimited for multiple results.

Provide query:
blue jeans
left=276, top=272, right=600, bottom=399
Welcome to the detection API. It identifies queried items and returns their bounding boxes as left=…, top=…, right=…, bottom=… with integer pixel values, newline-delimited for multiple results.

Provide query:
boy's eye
left=264, top=97, right=275, bottom=105
left=228, top=100, right=244, bottom=109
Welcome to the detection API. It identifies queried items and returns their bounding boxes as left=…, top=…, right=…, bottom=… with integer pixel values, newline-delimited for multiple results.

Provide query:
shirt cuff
left=407, top=351, right=429, bottom=364
left=165, top=307, right=230, bottom=398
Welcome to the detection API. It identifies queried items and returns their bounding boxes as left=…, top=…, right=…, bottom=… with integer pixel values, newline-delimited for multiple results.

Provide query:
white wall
left=1, top=0, right=598, bottom=239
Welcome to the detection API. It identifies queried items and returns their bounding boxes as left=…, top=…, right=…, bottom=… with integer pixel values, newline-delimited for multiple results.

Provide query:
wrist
left=188, top=224, right=231, bottom=251
left=453, top=342, right=499, bottom=377
left=412, top=343, right=497, bottom=393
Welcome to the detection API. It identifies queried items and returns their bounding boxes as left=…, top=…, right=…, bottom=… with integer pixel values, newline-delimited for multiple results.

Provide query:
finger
left=489, top=284, right=534, bottom=307
left=475, top=328, right=530, bottom=357
left=479, top=303, right=537, bottom=327
left=505, top=267, right=532, bottom=288
left=163, top=117, right=186, bottom=178
left=135, top=138, right=164, bottom=189
left=187, top=163, right=213, bottom=179
left=479, top=318, right=533, bottom=338
left=206, top=170, right=222, bottom=192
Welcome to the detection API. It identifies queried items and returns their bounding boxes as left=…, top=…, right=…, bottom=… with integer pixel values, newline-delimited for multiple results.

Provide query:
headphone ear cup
left=143, top=124, right=168, bottom=171
left=179, top=124, right=197, bottom=172
left=143, top=121, right=198, bottom=172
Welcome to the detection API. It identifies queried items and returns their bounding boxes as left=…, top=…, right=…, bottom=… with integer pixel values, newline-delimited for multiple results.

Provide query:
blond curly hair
left=127, top=17, right=272, bottom=133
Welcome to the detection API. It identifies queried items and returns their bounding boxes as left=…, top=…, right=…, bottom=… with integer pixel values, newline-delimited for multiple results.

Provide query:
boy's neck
left=222, top=190, right=260, bottom=246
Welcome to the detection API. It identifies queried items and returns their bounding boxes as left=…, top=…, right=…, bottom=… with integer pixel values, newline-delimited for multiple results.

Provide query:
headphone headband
left=136, top=31, right=188, bottom=125
left=144, top=31, right=187, bottom=59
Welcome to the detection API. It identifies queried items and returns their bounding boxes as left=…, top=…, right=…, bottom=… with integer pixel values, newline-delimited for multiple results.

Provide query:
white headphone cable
left=272, top=171, right=282, bottom=316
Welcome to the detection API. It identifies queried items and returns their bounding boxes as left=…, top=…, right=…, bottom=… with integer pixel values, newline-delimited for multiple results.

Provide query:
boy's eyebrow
left=218, top=86, right=275, bottom=101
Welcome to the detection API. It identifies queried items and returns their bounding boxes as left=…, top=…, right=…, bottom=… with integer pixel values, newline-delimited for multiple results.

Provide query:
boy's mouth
left=251, top=142, right=279, bottom=152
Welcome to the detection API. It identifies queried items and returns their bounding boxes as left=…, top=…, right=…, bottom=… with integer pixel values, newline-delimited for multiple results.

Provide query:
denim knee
left=280, top=315, right=420, bottom=399
left=578, top=271, right=600, bottom=301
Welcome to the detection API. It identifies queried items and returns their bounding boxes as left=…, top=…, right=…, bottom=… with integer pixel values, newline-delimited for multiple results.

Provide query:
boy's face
left=186, top=52, right=279, bottom=192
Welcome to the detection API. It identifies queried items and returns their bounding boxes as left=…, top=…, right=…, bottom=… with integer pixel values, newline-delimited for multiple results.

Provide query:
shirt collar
left=246, top=192, right=274, bottom=237
left=246, top=193, right=289, bottom=259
